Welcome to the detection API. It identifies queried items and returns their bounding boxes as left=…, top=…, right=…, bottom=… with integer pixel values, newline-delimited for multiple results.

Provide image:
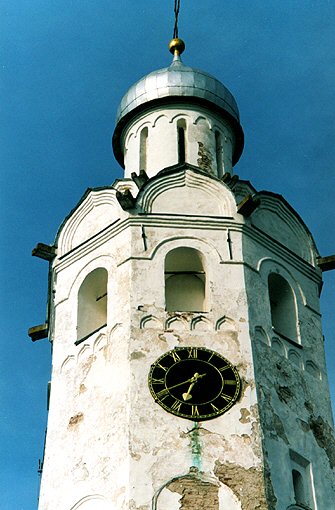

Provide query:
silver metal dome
left=113, top=56, right=244, bottom=167
left=116, top=58, right=240, bottom=124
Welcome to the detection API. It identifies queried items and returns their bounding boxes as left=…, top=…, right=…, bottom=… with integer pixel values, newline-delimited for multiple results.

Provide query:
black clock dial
left=148, top=347, right=240, bottom=421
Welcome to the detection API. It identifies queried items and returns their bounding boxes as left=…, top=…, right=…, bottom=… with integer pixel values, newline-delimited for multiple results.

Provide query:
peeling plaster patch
left=197, top=142, right=213, bottom=173
left=215, top=462, right=268, bottom=510
left=131, top=351, right=146, bottom=360
left=79, top=384, right=87, bottom=394
left=296, top=418, right=310, bottom=432
left=158, top=332, right=181, bottom=349
left=275, top=385, right=294, bottom=405
left=272, top=413, right=289, bottom=444
left=80, top=354, right=96, bottom=379
left=129, top=499, right=148, bottom=510
left=239, top=408, right=251, bottom=424
left=309, top=415, right=335, bottom=468
left=304, top=401, right=314, bottom=414
left=72, top=459, right=89, bottom=481
left=68, top=412, right=84, bottom=427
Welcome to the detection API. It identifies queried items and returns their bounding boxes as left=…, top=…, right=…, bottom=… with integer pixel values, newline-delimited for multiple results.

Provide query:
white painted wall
left=122, top=105, right=235, bottom=178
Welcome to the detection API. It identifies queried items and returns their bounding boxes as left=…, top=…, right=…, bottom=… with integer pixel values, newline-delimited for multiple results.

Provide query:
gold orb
left=169, top=38, right=185, bottom=56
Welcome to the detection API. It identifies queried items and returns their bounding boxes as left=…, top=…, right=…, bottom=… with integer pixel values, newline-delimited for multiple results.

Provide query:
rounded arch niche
left=164, top=247, right=207, bottom=312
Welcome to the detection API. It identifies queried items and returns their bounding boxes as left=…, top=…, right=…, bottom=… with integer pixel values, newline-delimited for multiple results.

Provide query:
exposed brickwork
left=215, top=462, right=269, bottom=510
left=197, top=142, right=213, bottom=173
left=168, top=475, right=219, bottom=510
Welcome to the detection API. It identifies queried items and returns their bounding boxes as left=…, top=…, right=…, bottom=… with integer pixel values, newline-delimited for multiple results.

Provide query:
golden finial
left=169, top=38, right=185, bottom=57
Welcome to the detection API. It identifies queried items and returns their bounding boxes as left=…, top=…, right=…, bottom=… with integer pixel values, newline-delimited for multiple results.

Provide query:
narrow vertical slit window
left=77, top=268, right=108, bottom=341
left=289, top=450, right=316, bottom=509
left=215, top=130, right=223, bottom=177
left=139, top=127, right=148, bottom=171
left=177, top=119, right=186, bottom=164
left=292, top=469, right=306, bottom=506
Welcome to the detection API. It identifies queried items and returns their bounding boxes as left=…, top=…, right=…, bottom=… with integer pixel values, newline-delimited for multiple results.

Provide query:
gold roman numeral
left=157, top=363, right=167, bottom=372
left=219, top=365, right=230, bottom=372
left=207, top=351, right=214, bottom=362
left=170, top=351, right=181, bottom=363
left=151, top=377, right=165, bottom=384
left=211, top=403, right=219, bottom=412
left=191, top=405, right=200, bottom=417
left=156, top=388, right=169, bottom=399
left=188, top=347, right=198, bottom=358
left=220, top=392, right=232, bottom=401
left=171, top=400, right=182, bottom=412
left=224, top=379, right=236, bottom=385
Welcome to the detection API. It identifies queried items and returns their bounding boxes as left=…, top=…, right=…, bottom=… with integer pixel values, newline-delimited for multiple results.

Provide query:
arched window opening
left=77, top=268, right=108, bottom=341
left=215, top=131, right=223, bottom=177
left=165, top=247, right=206, bottom=312
left=268, top=273, right=298, bottom=342
left=292, top=470, right=306, bottom=506
left=139, top=127, right=148, bottom=171
left=177, top=119, right=186, bottom=164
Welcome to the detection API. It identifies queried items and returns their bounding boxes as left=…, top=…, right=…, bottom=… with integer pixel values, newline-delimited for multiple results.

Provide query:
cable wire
left=173, top=0, right=181, bottom=38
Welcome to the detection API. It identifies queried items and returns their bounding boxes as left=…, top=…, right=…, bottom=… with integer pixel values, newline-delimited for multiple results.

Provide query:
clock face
left=148, top=347, right=240, bottom=421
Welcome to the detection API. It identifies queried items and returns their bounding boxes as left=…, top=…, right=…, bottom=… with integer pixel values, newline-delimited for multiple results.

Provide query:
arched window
left=177, top=119, right=186, bottom=164
left=292, top=469, right=306, bottom=506
left=165, top=247, right=206, bottom=312
left=268, top=273, right=298, bottom=342
left=215, top=130, right=223, bottom=177
left=139, top=126, right=148, bottom=171
left=77, top=268, right=108, bottom=341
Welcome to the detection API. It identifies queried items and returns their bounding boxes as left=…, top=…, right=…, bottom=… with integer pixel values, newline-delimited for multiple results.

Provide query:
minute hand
left=166, top=373, right=206, bottom=391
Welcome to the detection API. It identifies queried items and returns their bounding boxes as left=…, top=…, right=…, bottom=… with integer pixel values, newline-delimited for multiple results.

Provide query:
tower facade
left=34, top=40, right=334, bottom=510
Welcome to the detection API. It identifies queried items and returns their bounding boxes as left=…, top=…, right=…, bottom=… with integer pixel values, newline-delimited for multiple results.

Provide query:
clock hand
left=165, top=372, right=206, bottom=392
left=182, top=372, right=206, bottom=401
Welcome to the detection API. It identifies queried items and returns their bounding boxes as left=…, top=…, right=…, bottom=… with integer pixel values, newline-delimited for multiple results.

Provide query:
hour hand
left=182, top=372, right=206, bottom=401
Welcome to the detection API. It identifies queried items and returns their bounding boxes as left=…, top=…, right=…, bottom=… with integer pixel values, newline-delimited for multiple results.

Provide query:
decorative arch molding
left=77, top=344, right=91, bottom=362
left=61, top=355, right=75, bottom=372
left=193, top=115, right=211, bottom=129
left=190, top=315, right=211, bottom=331
left=216, top=315, right=237, bottom=332
left=288, top=349, right=303, bottom=368
left=305, top=360, right=322, bottom=380
left=169, top=112, right=192, bottom=124
left=148, top=235, right=224, bottom=266
left=271, top=336, right=287, bottom=357
left=70, top=494, right=111, bottom=510
left=254, top=325, right=271, bottom=346
left=60, top=332, right=108, bottom=372
left=134, top=119, right=152, bottom=139
left=140, top=315, right=163, bottom=329
left=252, top=194, right=316, bottom=264
left=257, top=257, right=306, bottom=306
left=93, top=332, right=108, bottom=352
left=138, top=168, right=236, bottom=216
left=124, top=130, right=134, bottom=149
left=57, top=189, right=121, bottom=256
left=165, top=315, right=189, bottom=330
left=66, top=255, right=114, bottom=303
left=211, top=121, right=231, bottom=136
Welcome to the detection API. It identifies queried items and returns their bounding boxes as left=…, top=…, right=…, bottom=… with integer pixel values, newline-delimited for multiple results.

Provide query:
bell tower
left=31, top=36, right=334, bottom=510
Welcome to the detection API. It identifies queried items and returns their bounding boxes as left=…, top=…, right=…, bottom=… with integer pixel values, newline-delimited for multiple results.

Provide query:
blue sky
left=1, top=1, right=334, bottom=508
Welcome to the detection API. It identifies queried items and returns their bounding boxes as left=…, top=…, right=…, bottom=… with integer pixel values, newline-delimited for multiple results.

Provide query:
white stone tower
left=31, top=38, right=335, bottom=510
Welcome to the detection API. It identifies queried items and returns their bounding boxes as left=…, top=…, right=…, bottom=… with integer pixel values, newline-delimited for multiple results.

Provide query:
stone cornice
left=53, top=214, right=321, bottom=283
